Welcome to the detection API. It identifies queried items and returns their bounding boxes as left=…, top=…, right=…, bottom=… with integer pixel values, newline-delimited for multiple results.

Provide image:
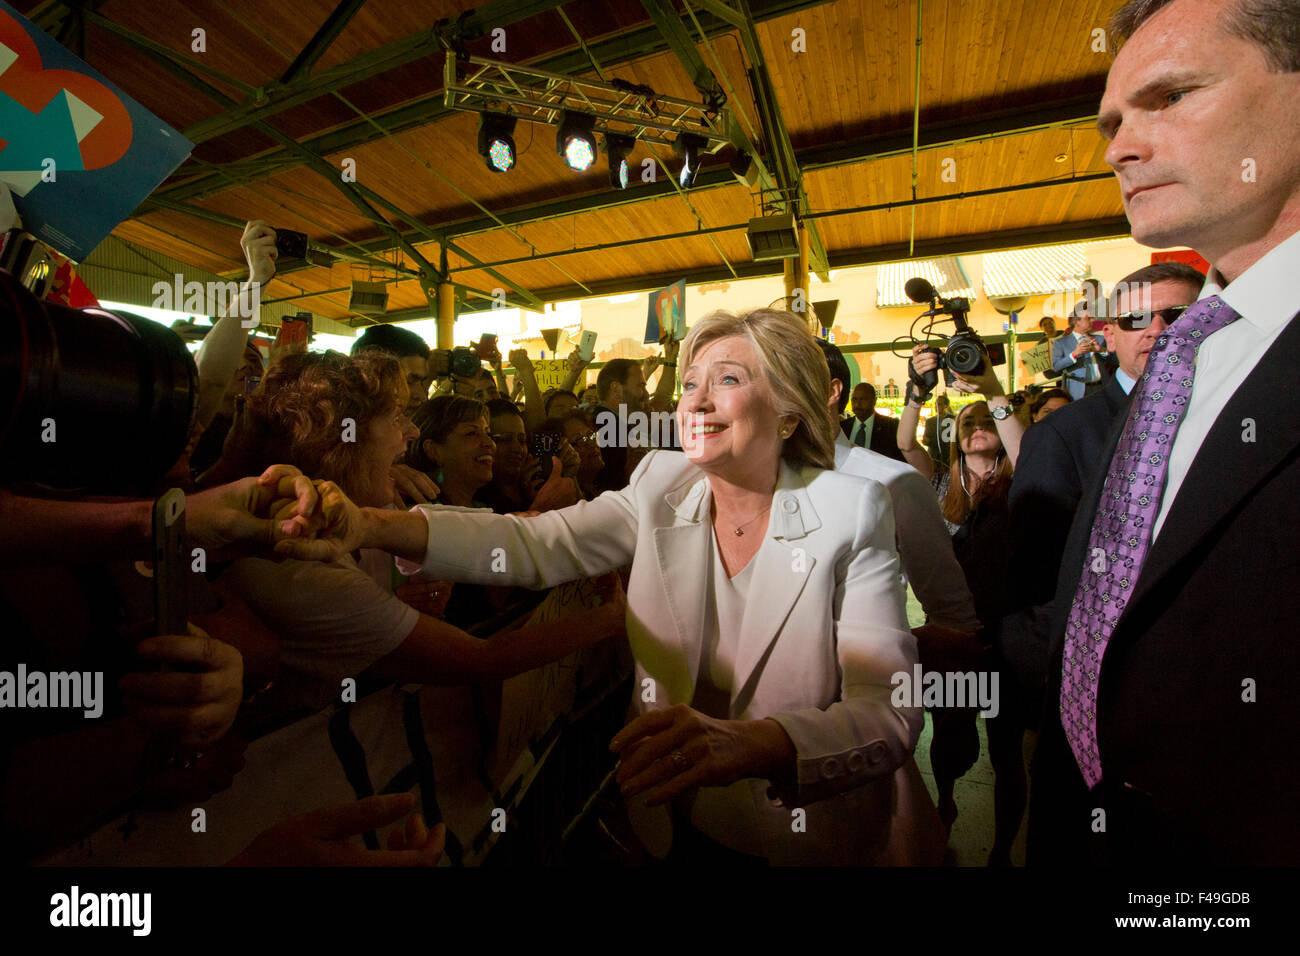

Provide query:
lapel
left=731, top=460, right=820, bottom=710
left=652, top=474, right=712, bottom=697
left=1122, top=311, right=1300, bottom=624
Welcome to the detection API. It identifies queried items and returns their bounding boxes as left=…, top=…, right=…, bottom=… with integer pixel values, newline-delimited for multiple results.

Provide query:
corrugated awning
left=982, top=242, right=1103, bottom=298
left=876, top=257, right=975, bottom=308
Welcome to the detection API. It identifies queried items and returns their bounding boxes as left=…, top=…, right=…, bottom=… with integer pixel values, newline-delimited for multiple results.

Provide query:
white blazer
left=398, top=450, right=944, bottom=864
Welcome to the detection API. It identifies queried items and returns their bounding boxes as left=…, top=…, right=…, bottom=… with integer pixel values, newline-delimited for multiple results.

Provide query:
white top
left=835, top=432, right=979, bottom=631
left=393, top=451, right=926, bottom=865
left=684, top=529, right=763, bottom=855
left=223, top=548, right=419, bottom=710
left=1154, top=227, right=1300, bottom=540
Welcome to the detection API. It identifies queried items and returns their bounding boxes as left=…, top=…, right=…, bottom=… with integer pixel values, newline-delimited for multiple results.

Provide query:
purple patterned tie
left=1060, top=295, right=1241, bottom=788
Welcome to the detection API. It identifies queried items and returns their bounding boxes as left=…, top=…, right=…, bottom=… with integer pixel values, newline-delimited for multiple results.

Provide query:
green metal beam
left=145, top=0, right=837, bottom=204
left=373, top=216, right=1131, bottom=318
left=179, top=0, right=569, bottom=145
left=280, top=0, right=370, bottom=85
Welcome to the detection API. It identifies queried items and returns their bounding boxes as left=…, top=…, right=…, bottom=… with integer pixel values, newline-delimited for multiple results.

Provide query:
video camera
left=901, top=277, right=1006, bottom=398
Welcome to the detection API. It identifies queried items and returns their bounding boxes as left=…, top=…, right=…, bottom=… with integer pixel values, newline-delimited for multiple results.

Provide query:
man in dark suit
left=840, top=383, right=904, bottom=461
left=1003, top=263, right=1203, bottom=726
left=1028, top=0, right=1300, bottom=866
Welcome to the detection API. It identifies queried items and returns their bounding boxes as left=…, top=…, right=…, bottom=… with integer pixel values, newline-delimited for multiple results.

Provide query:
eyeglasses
left=1112, top=305, right=1188, bottom=332
left=569, top=432, right=598, bottom=445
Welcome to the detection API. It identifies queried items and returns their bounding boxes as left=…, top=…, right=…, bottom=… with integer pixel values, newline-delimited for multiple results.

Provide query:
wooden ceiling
left=19, top=0, right=1129, bottom=324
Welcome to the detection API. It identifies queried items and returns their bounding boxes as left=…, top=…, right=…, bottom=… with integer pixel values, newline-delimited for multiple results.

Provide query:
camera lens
left=0, top=269, right=198, bottom=494
left=946, top=337, right=983, bottom=374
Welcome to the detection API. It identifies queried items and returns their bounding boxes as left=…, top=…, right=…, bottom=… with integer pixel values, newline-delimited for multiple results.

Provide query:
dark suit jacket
left=841, top=412, right=905, bottom=462
left=1000, top=376, right=1129, bottom=727
left=1029, top=313, right=1300, bottom=866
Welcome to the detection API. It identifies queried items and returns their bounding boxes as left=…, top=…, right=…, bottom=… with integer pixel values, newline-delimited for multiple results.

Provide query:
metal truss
left=442, top=53, right=731, bottom=151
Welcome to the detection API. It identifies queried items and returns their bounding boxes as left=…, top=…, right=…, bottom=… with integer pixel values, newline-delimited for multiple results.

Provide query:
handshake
left=193, top=463, right=371, bottom=563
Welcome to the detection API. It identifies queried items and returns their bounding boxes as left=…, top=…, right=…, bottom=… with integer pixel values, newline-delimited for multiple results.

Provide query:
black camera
left=0, top=268, right=198, bottom=494
left=274, top=228, right=309, bottom=260
left=429, top=347, right=483, bottom=380
left=903, top=277, right=1005, bottom=393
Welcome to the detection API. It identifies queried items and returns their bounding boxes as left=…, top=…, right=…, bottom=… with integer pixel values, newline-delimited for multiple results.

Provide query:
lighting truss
left=443, top=52, right=731, bottom=152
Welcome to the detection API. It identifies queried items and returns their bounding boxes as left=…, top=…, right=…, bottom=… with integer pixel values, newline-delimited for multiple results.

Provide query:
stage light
left=675, top=133, right=707, bottom=188
left=606, top=133, right=635, bottom=189
left=478, top=113, right=517, bottom=173
left=556, top=112, right=597, bottom=172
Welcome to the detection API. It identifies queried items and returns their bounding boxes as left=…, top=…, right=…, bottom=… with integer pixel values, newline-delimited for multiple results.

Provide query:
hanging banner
left=0, top=2, right=193, bottom=261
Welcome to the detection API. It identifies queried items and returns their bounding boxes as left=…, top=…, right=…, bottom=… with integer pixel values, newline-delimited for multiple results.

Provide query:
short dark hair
left=543, top=388, right=578, bottom=414
left=1110, top=0, right=1300, bottom=72
left=406, top=395, right=487, bottom=473
left=815, top=338, right=853, bottom=415
left=1030, top=388, right=1073, bottom=417
left=485, top=397, right=523, bottom=421
left=854, top=381, right=877, bottom=402
left=351, top=324, right=430, bottom=360
left=596, top=358, right=639, bottom=403
left=1107, top=261, right=1206, bottom=316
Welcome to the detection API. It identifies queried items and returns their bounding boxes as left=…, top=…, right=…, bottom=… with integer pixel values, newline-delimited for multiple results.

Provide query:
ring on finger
left=669, top=750, right=689, bottom=773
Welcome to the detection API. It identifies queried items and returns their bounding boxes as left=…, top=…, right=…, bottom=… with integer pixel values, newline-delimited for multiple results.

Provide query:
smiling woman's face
left=428, top=414, right=495, bottom=490
left=677, top=334, right=790, bottom=478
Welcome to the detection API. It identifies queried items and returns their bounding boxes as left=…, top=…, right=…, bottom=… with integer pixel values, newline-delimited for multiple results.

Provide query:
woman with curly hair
left=215, top=351, right=625, bottom=716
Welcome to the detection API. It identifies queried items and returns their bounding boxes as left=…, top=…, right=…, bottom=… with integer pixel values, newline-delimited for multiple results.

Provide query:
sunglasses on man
left=1112, top=305, right=1188, bottom=332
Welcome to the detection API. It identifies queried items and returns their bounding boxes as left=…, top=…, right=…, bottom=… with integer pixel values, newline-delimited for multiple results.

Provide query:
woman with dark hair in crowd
left=476, top=398, right=580, bottom=515
left=216, top=351, right=625, bottom=717
left=557, top=411, right=603, bottom=500
left=897, top=346, right=1023, bottom=862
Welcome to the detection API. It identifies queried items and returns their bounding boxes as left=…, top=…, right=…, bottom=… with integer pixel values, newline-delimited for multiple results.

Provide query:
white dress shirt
left=1154, top=227, right=1300, bottom=539
left=834, top=432, right=980, bottom=631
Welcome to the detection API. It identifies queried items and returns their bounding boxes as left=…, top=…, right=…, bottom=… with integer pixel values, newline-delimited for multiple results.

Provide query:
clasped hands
left=609, top=705, right=794, bottom=806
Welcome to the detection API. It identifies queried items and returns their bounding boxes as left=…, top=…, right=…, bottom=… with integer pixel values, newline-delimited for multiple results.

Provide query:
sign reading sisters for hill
left=0, top=2, right=193, bottom=261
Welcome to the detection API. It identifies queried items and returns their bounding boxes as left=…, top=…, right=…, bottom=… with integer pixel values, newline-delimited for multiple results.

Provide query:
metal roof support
left=374, top=215, right=1131, bottom=321
left=726, top=0, right=831, bottom=279
left=178, top=0, right=570, bottom=145
left=279, top=0, right=370, bottom=85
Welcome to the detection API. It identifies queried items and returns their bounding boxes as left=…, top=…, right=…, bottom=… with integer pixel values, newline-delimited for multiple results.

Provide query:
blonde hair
left=679, top=308, right=836, bottom=471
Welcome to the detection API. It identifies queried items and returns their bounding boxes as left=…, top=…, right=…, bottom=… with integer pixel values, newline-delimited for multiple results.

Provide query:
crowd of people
left=2, top=0, right=1296, bottom=869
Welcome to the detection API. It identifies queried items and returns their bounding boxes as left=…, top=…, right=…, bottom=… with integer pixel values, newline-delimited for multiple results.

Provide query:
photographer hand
left=952, top=362, right=1005, bottom=398
left=241, top=220, right=277, bottom=286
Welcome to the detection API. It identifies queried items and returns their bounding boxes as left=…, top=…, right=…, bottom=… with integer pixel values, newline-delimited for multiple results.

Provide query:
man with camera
left=1050, top=299, right=1110, bottom=399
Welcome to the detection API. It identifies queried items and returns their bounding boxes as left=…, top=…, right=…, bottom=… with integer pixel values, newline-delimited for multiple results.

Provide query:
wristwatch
left=990, top=403, right=1014, bottom=421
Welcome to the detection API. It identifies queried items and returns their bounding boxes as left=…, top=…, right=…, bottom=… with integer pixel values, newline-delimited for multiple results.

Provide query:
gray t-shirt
left=223, top=549, right=419, bottom=710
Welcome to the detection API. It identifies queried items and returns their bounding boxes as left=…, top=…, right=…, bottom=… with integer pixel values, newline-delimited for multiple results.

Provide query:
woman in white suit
left=286, top=308, right=943, bottom=865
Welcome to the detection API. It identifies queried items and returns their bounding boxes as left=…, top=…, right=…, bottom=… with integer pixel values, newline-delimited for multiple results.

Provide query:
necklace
left=728, top=503, right=771, bottom=537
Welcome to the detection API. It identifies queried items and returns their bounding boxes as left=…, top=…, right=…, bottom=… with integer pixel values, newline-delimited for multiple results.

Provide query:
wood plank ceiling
left=17, top=0, right=1127, bottom=324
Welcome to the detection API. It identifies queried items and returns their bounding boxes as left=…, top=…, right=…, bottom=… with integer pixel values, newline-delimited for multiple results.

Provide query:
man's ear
left=828, top=378, right=843, bottom=413
left=1101, top=323, right=1117, bottom=352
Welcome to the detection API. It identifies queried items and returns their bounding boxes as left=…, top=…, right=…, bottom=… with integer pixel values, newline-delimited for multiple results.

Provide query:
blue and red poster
left=0, top=2, right=192, bottom=261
